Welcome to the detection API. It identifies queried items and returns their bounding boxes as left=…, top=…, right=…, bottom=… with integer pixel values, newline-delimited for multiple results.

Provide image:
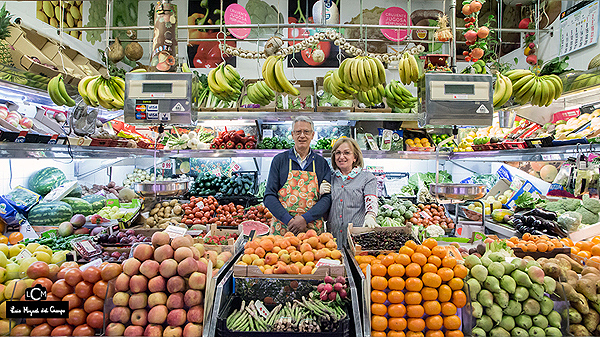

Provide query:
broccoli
left=404, top=211, right=414, bottom=219
left=403, top=200, right=413, bottom=208
left=582, top=195, right=600, bottom=214
left=576, top=205, right=599, bottom=225
left=557, top=211, right=582, bottom=232
left=561, top=198, right=582, bottom=212
left=544, top=201, right=564, bottom=213
left=396, top=205, right=407, bottom=214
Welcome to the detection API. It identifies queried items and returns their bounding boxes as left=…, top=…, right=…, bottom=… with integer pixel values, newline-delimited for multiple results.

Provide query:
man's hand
left=364, top=213, right=378, bottom=228
left=319, top=181, right=331, bottom=196
left=288, top=215, right=308, bottom=234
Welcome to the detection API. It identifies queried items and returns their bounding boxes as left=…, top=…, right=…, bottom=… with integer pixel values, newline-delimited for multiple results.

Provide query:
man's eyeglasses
left=292, top=130, right=313, bottom=136
left=334, top=150, right=353, bottom=157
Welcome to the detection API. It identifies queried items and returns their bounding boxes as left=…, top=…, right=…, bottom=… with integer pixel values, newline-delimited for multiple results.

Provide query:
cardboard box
left=315, top=77, right=355, bottom=112
left=201, top=224, right=241, bottom=254
left=237, top=79, right=276, bottom=112
left=7, top=26, right=60, bottom=79
left=233, top=255, right=345, bottom=279
left=275, top=80, right=316, bottom=112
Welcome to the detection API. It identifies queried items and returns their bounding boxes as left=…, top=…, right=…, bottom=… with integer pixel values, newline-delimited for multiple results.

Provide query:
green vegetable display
left=189, top=172, right=255, bottom=196
left=258, top=137, right=293, bottom=150
left=85, top=0, right=107, bottom=44
left=314, top=138, right=334, bottom=150
left=22, top=234, right=90, bottom=252
left=514, top=191, right=546, bottom=210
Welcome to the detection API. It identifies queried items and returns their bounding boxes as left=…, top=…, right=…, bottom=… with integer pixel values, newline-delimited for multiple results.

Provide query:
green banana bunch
left=492, top=72, right=513, bottom=108
left=472, top=60, right=487, bottom=74
left=339, top=56, right=386, bottom=92
left=48, top=74, right=76, bottom=107
left=384, top=80, right=418, bottom=113
left=208, top=62, right=243, bottom=102
left=246, top=80, right=275, bottom=106
left=323, top=69, right=357, bottom=100
left=506, top=69, right=563, bottom=107
left=262, top=55, right=300, bottom=96
left=355, top=84, right=385, bottom=106
left=398, top=52, right=420, bottom=85
left=77, top=75, right=125, bottom=110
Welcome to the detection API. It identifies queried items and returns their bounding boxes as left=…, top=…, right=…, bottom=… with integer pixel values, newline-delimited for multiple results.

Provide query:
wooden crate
left=348, top=224, right=418, bottom=256
left=275, top=80, right=316, bottom=112
left=238, top=79, right=276, bottom=112
left=315, top=77, right=355, bottom=112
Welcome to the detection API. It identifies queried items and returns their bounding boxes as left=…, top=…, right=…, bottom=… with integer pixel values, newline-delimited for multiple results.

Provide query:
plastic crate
left=525, top=136, right=553, bottom=148
left=502, top=141, right=527, bottom=149
left=216, top=295, right=350, bottom=337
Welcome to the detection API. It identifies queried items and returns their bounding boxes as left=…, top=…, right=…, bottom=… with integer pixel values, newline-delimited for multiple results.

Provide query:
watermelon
left=82, top=195, right=107, bottom=213
left=66, top=182, right=82, bottom=198
left=28, top=167, right=67, bottom=196
left=61, top=197, right=93, bottom=216
left=28, top=201, right=73, bottom=226
left=240, top=220, right=270, bottom=236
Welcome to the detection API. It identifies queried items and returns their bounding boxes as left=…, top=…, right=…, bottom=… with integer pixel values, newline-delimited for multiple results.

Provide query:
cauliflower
left=582, top=195, right=600, bottom=214
left=576, top=205, right=599, bottom=225
left=557, top=211, right=582, bottom=232
left=425, top=225, right=445, bottom=238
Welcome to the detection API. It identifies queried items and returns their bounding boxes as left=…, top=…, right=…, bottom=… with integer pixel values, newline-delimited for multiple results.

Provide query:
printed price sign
left=161, top=161, right=173, bottom=170
left=164, top=225, right=187, bottom=238
left=559, top=0, right=599, bottom=56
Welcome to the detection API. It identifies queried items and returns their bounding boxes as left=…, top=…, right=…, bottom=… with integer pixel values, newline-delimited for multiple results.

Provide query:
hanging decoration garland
left=218, top=30, right=425, bottom=62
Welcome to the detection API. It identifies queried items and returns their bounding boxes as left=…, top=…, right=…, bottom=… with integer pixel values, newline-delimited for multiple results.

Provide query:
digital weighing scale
left=417, top=73, right=493, bottom=128
left=124, top=72, right=192, bottom=125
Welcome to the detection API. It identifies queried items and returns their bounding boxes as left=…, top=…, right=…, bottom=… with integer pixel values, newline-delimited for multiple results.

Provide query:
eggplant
left=523, top=208, right=558, bottom=221
left=523, top=216, right=535, bottom=226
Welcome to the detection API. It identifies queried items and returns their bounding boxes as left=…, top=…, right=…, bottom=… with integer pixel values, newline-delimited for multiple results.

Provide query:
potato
left=145, top=217, right=155, bottom=226
left=150, top=208, right=159, bottom=216
left=158, top=219, right=170, bottom=225
left=171, top=216, right=182, bottom=222
left=162, top=201, right=170, bottom=207
left=170, top=199, right=178, bottom=206
left=173, top=206, right=182, bottom=215
left=164, top=207, right=172, bottom=216
left=158, top=223, right=168, bottom=229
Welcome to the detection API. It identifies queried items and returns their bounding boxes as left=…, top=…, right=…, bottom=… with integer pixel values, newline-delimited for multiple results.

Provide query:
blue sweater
left=264, top=149, right=332, bottom=225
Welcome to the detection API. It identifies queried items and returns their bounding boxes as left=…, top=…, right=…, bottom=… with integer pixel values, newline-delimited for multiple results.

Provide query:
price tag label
left=108, top=224, right=120, bottom=235
left=165, top=225, right=187, bottom=239
left=211, top=168, right=222, bottom=177
left=315, top=258, right=342, bottom=267
left=541, top=154, right=562, bottom=161
left=80, top=258, right=103, bottom=271
left=230, top=162, right=241, bottom=172
left=419, top=211, right=432, bottom=219
left=20, top=223, right=39, bottom=240
left=16, top=248, right=32, bottom=260
left=161, top=161, right=173, bottom=170
left=80, top=240, right=97, bottom=253
left=254, top=300, right=270, bottom=318
left=262, top=129, right=274, bottom=138
left=187, top=229, right=205, bottom=236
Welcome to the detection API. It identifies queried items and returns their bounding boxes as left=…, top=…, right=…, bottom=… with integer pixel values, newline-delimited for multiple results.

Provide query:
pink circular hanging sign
left=224, top=4, right=251, bottom=39
left=379, top=7, right=410, bottom=42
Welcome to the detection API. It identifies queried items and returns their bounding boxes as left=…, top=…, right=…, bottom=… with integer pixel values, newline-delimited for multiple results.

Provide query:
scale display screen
left=142, top=82, right=173, bottom=93
left=444, top=84, right=475, bottom=95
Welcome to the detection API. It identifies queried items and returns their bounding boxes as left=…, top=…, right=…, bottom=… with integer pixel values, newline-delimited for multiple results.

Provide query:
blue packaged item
left=6, top=186, right=41, bottom=213
left=0, top=195, right=26, bottom=226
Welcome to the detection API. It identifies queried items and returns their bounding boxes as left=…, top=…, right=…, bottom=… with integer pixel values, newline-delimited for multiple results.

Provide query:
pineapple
left=0, top=4, right=14, bottom=67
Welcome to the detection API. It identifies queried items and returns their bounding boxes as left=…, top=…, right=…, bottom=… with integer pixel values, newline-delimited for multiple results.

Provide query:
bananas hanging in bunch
left=77, top=75, right=125, bottom=110
left=48, top=74, right=76, bottom=107
left=208, top=63, right=244, bottom=102
left=339, top=56, right=386, bottom=92
left=384, top=80, right=418, bottom=112
left=472, top=60, right=487, bottom=74
left=398, top=52, right=420, bottom=85
left=262, top=56, right=300, bottom=96
left=246, top=81, right=275, bottom=106
left=492, top=72, right=513, bottom=108
left=323, top=70, right=357, bottom=100
left=506, top=69, right=563, bottom=107
left=355, top=84, right=385, bottom=106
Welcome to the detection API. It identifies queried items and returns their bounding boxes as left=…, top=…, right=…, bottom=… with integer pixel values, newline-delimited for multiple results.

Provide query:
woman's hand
left=319, top=181, right=331, bottom=196
left=364, top=213, right=378, bottom=228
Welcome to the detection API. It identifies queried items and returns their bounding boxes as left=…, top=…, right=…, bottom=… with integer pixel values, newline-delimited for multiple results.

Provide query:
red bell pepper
left=236, top=143, right=244, bottom=149
left=245, top=141, right=256, bottom=149
left=219, top=144, right=226, bottom=149
left=226, top=141, right=235, bottom=149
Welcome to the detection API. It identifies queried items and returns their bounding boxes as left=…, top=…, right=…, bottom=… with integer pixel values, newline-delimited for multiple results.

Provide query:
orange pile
left=237, top=230, right=342, bottom=275
left=356, top=238, right=466, bottom=337
left=504, top=234, right=565, bottom=252
left=567, top=236, right=600, bottom=263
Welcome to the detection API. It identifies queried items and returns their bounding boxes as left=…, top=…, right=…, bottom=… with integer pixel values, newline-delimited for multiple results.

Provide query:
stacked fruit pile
left=77, top=75, right=126, bottom=110
left=107, top=232, right=210, bottom=336
left=492, top=72, right=513, bottom=109
left=36, top=0, right=83, bottom=38
left=506, top=70, right=563, bottom=107
left=181, top=196, right=245, bottom=227
left=237, top=230, right=342, bottom=275
left=243, top=204, right=273, bottom=225
left=357, top=239, right=467, bottom=337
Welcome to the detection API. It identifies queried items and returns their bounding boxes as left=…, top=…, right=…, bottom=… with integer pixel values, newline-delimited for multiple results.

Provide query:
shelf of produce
left=195, top=110, right=420, bottom=122
left=450, top=143, right=600, bottom=162
left=484, top=219, right=517, bottom=238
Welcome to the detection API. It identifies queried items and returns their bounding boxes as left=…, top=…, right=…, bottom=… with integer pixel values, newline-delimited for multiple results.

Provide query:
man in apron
left=264, top=116, right=332, bottom=235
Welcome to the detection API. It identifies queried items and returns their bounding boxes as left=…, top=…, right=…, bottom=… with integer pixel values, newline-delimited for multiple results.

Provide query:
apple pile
left=106, top=232, right=232, bottom=337
left=0, top=105, right=34, bottom=130
left=243, top=204, right=273, bottom=225
left=0, top=260, right=123, bottom=336
left=237, top=230, right=342, bottom=275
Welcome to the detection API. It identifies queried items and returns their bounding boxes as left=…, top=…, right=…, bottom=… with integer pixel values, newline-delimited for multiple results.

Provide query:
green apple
left=8, top=244, right=25, bottom=258
left=0, top=251, right=8, bottom=268
left=18, top=257, right=37, bottom=278
left=51, top=251, right=67, bottom=265
left=32, top=251, right=51, bottom=264
left=0, top=244, right=8, bottom=258
left=25, top=243, right=40, bottom=253
left=35, top=245, right=52, bottom=256
left=5, top=263, right=18, bottom=281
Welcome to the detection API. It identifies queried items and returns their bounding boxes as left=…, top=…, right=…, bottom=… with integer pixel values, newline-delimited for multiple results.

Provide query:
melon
left=530, top=162, right=545, bottom=172
left=540, top=165, right=558, bottom=182
left=240, top=220, right=270, bottom=236
left=589, top=53, right=600, bottom=70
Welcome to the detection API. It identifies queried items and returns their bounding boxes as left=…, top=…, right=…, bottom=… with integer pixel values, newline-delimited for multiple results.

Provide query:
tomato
left=185, top=220, right=193, bottom=225
left=73, top=324, right=95, bottom=336
left=86, top=311, right=104, bottom=329
left=193, top=219, right=202, bottom=225
left=195, top=212, right=203, bottom=218
left=32, top=277, right=53, bottom=292
left=51, top=325, right=73, bottom=336
left=192, top=207, right=200, bottom=213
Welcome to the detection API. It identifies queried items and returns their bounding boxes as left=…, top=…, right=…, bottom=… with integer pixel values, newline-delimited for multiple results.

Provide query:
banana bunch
left=472, top=60, right=487, bottom=74
left=323, top=70, right=357, bottom=100
left=384, top=80, right=418, bottom=112
left=48, top=74, right=76, bottom=107
left=246, top=81, right=275, bottom=106
left=208, top=63, right=244, bottom=102
left=506, top=69, right=563, bottom=107
left=77, top=75, right=125, bottom=110
left=492, top=72, right=513, bottom=108
left=262, top=56, right=300, bottom=96
left=398, top=52, right=420, bottom=85
left=355, top=84, right=385, bottom=106
left=339, top=56, right=386, bottom=92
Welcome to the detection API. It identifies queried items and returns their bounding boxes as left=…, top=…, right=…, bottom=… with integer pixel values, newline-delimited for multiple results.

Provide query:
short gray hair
left=292, top=116, right=314, bottom=131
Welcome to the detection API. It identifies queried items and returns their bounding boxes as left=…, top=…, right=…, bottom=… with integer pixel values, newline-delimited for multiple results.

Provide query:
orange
left=432, top=246, right=448, bottom=258
left=453, top=264, right=468, bottom=279
left=405, top=291, right=422, bottom=305
left=406, top=305, right=425, bottom=318
left=592, top=244, right=600, bottom=256
left=388, top=331, right=406, bottom=337
left=372, top=264, right=388, bottom=277
left=451, top=290, right=467, bottom=308
left=577, top=250, right=592, bottom=259
left=407, top=318, right=426, bottom=331
left=406, top=277, right=424, bottom=292
left=445, top=330, right=464, bottom=337
left=372, top=276, right=388, bottom=290
left=372, top=332, right=387, bottom=337
left=437, top=267, right=454, bottom=282
left=388, top=264, right=405, bottom=277
left=8, top=232, right=23, bottom=245
left=537, top=242, right=548, bottom=252
left=523, top=233, right=531, bottom=241
left=395, top=253, right=412, bottom=266
left=415, top=245, right=432, bottom=258
left=422, top=238, right=438, bottom=250
left=571, top=247, right=581, bottom=254
left=438, top=285, right=452, bottom=302
left=388, top=303, right=407, bottom=317
left=422, top=263, right=438, bottom=274
left=581, top=241, right=594, bottom=251
left=372, top=303, right=388, bottom=316
left=443, top=315, right=461, bottom=330
left=448, top=278, right=464, bottom=290
left=425, top=315, right=443, bottom=330
left=389, top=317, right=407, bottom=331
left=388, top=290, right=405, bottom=304
left=382, top=255, right=396, bottom=267
left=372, top=315, right=388, bottom=331
left=389, top=277, right=406, bottom=291
left=399, top=246, right=415, bottom=257
left=428, top=255, right=442, bottom=268
left=422, top=272, right=442, bottom=288
left=423, top=300, right=441, bottom=315
left=405, top=240, right=418, bottom=251
left=425, top=331, right=444, bottom=337
left=0, top=236, right=7, bottom=245
left=411, top=253, right=427, bottom=266
left=441, top=302, right=457, bottom=316
left=406, top=263, right=422, bottom=277
left=407, top=332, right=424, bottom=337
left=563, top=237, right=574, bottom=246
left=421, top=287, right=438, bottom=301
left=371, top=290, right=387, bottom=303
left=441, top=256, right=457, bottom=269
left=377, top=254, right=387, bottom=260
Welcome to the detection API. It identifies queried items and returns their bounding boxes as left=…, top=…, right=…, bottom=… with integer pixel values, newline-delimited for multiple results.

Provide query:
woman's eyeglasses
left=334, top=150, right=353, bottom=157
